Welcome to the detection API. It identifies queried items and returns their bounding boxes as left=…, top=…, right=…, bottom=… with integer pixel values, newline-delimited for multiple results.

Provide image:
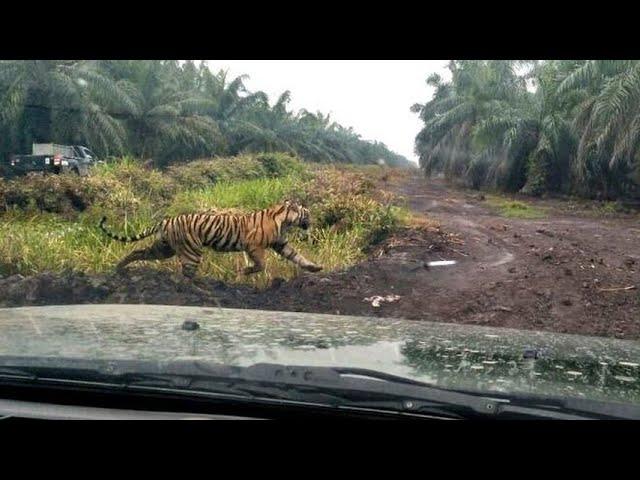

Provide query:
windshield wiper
left=1, top=357, right=639, bottom=419
left=0, top=357, right=488, bottom=418
left=237, top=365, right=640, bottom=419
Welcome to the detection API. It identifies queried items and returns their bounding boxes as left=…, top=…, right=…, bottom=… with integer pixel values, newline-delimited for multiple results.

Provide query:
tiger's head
left=278, top=199, right=311, bottom=230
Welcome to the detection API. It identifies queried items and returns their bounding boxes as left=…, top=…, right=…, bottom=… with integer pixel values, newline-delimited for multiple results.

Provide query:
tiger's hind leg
left=177, top=245, right=204, bottom=279
left=273, top=239, right=322, bottom=272
left=243, top=247, right=266, bottom=275
left=116, top=240, right=175, bottom=273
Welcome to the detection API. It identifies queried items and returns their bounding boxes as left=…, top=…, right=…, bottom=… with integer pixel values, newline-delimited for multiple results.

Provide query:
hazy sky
left=205, top=60, right=451, bottom=164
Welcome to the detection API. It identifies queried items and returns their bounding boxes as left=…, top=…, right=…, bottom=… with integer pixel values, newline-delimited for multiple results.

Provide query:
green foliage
left=166, top=176, right=300, bottom=215
left=485, top=196, right=546, bottom=219
left=413, top=60, right=640, bottom=200
left=167, top=152, right=306, bottom=189
left=0, top=60, right=411, bottom=168
left=0, top=162, right=405, bottom=288
left=255, top=152, right=307, bottom=178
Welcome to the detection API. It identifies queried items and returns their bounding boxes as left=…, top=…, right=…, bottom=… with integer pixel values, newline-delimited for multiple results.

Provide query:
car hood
left=0, top=304, right=638, bottom=405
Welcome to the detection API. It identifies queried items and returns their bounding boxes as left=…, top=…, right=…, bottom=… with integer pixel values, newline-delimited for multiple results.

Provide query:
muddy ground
left=1, top=175, right=639, bottom=339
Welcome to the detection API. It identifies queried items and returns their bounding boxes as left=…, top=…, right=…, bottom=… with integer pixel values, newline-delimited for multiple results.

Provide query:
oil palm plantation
left=0, top=60, right=411, bottom=169
left=412, top=61, right=530, bottom=189
left=0, top=60, right=136, bottom=158
left=100, top=60, right=222, bottom=164
left=559, top=60, right=640, bottom=197
left=413, top=60, right=640, bottom=199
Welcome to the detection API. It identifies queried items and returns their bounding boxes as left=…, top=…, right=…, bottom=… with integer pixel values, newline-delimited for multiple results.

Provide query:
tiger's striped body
left=99, top=201, right=322, bottom=278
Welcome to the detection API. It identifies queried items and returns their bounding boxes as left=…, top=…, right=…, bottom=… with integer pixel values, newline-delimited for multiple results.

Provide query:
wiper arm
left=217, top=363, right=504, bottom=417
left=0, top=357, right=498, bottom=417
left=2, top=358, right=639, bottom=419
left=475, top=391, right=640, bottom=420
left=189, top=364, right=640, bottom=419
left=326, top=367, right=640, bottom=419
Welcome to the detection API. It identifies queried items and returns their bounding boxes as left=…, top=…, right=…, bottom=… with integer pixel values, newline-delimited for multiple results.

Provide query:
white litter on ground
left=363, top=294, right=401, bottom=307
left=427, top=260, right=457, bottom=267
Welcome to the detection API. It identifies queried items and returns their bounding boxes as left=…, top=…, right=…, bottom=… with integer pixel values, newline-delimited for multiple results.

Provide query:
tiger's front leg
left=272, top=239, right=322, bottom=272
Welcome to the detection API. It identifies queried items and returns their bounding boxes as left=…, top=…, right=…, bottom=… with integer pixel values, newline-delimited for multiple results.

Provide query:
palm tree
left=104, top=60, right=222, bottom=164
left=0, top=60, right=412, bottom=170
left=0, top=60, right=136, bottom=157
left=413, top=61, right=529, bottom=188
left=558, top=60, right=640, bottom=198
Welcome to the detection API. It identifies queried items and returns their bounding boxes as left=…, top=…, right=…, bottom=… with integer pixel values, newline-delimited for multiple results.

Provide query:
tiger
left=98, top=200, right=323, bottom=279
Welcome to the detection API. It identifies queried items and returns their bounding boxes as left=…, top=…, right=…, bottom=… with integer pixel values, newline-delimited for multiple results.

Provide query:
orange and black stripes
left=100, top=200, right=321, bottom=278
left=100, top=204, right=300, bottom=252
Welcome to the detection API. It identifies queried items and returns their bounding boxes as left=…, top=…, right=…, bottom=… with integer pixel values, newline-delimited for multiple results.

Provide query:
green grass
left=0, top=212, right=132, bottom=275
left=486, top=195, right=547, bottom=219
left=0, top=163, right=405, bottom=289
left=0, top=209, right=379, bottom=290
left=166, top=176, right=301, bottom=215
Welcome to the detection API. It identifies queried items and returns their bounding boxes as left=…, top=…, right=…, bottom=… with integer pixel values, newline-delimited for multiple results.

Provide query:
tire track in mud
left=397, top=179, right=517, bottom=290
left=391, top=176, right=640, bottom=338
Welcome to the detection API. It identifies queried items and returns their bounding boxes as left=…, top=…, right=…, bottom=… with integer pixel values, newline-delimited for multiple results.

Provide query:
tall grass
left=166, top=176, right=300, bottom=215
left=0, top=157, right=405, bottom=288
left=0, top=208, right=379, bottom=289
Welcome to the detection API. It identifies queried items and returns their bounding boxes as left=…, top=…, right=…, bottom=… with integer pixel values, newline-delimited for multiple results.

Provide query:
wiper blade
left=0, top=357, right=257, bottom=400
left=0, top=357, right=497, bottom=417
left=473, top=391, right=640, bottom=420
left=2, top=357, right=639, bottom=419
left=328, top=367, right=640, bottom=419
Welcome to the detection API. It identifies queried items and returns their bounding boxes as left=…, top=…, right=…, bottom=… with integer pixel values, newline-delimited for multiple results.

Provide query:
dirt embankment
left=1, top=175, right=639, bottom=339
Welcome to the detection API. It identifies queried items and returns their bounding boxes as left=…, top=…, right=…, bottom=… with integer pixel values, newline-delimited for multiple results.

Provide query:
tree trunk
left=25, top=88, right=52, bottom=143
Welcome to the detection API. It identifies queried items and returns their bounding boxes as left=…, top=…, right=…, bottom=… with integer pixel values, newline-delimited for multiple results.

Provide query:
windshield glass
left=0, top=60, right=638, bottom=413
left=78, top=147, right=91, bottom=157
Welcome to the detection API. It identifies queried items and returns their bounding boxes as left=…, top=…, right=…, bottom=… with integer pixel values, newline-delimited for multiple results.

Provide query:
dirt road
left=2, top=174, right=639, bottom=339
left=250, top=174, right=639, bottom=339
left=383, top=176, right=640, bottom=338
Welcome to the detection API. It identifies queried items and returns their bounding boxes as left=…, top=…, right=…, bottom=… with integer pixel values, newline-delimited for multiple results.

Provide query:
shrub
left=0, top=160, right=407, bottom=287
left=0, top=173, right=105, bottom=217
left=92, top=157, right=175, bottom=203
left=166, top=176, right=300, bottom=216
left=167, top=153, right=307, bottom=190
left=255, top=152, right=307, bottom=178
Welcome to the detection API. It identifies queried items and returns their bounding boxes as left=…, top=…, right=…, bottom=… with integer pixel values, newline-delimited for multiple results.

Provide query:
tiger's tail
left=99, top=216, right=160, bottom=243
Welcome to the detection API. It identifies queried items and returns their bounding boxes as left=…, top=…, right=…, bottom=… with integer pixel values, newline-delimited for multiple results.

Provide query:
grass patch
left=486, top=195, right=547, bottom=219
left=166, top=176, right=301, bottom=216
left=0, top=159, right=408, bottom=288
left=0, top=212, right=133, bottom=275
left=193, top=228, right=368, bottom=289
left=403, top=210, right=442, bottom=231
left=593, top=200, right=632, bottom=216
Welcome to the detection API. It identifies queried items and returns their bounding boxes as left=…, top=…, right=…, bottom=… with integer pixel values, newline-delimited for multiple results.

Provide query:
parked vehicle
left=4, top=143, right=99, bottom=178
